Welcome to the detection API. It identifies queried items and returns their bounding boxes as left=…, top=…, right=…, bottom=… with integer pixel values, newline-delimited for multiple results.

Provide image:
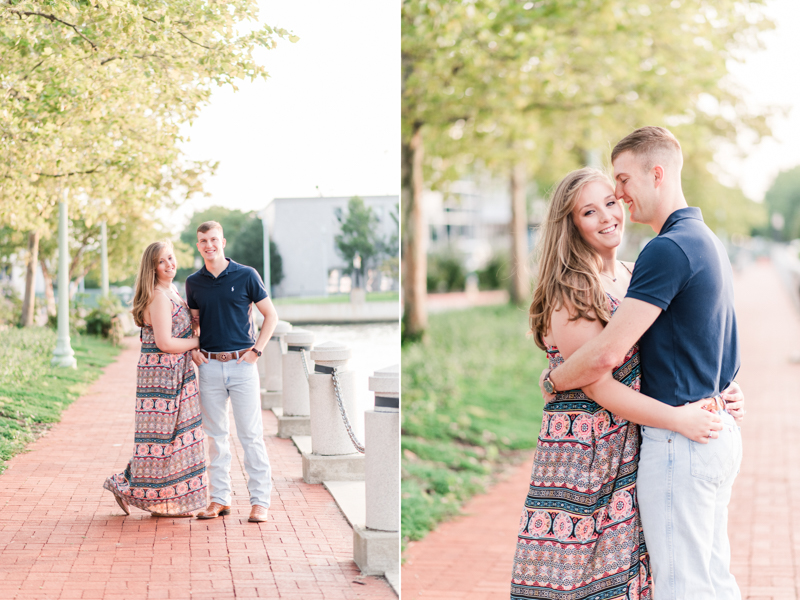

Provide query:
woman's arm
left=150, top=293, right=200, bottom=354
left=583, top=376, right=722, bottom=443
left=549, top=302, right=722, bottom=443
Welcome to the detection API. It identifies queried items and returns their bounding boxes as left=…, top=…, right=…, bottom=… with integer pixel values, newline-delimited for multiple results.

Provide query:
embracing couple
left=511, top=127, right=745, bottom=599
left=103, top=221, right=278, bottom=523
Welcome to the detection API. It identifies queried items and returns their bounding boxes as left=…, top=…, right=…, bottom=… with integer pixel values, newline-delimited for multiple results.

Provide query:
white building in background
left=263, top=195, right=399, bottom=298
left=424, top=178, right=548, bottom=272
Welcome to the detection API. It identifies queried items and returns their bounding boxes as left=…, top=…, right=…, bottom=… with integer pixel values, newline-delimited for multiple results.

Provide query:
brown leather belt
left=697, top=395, right=726, bottom=412
left=200, top=349, right=250, bottom=362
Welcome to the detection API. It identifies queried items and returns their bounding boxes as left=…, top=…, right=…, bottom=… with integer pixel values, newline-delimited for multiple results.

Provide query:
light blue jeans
left=197, top=359, right=272, bottom=508
left=636, top=408, right=742, bottom=600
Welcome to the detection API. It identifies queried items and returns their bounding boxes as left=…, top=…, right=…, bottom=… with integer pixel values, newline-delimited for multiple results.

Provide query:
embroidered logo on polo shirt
left=231, top=286, right=234, bottom=292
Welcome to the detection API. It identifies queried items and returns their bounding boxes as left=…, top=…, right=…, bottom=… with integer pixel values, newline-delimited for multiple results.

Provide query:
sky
left=715, top=0, right=800, bottom=202
left=169, top=1, right=399, bottom=231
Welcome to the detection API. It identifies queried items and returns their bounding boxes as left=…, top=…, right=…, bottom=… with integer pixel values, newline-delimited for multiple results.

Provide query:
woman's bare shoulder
left=547, top=295, right=605, bottom=358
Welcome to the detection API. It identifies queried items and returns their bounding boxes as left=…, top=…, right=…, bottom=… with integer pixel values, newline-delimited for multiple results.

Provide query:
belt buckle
left=218, top=352, right=230, bottom=362
left=699, top=395, right=724, bottom=412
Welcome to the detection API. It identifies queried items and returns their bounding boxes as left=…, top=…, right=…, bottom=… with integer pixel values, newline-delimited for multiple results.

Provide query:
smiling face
left=155, top=246, right=177, bottom=285
left=196, top=227, right=226, bottom=263
left=612, top=150, right=658, bottom=226
left=571, top=180, right=624, bottom=254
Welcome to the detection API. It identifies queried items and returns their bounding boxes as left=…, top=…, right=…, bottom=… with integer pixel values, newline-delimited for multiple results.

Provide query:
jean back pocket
left=690, top=429, right=737, bottom=484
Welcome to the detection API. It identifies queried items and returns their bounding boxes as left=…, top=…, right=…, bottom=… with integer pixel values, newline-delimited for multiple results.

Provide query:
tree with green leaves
left=402, top=0, right=772, bottom=340
left=334, top=197, right=386, bottom=288
left=378, top=205, right=400, bottom=283
left=763, top=166, right=800, bottom=241
left=179, top=206, right=283, bottom=287
left=1, top=1, right=296, bottom=221
left=1, top=0, right=296, bottom=323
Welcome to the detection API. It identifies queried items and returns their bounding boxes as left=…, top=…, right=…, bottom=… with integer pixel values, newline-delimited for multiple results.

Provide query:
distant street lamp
left=52, top=190, right=77, bottom=368
left=353, top=252, right=362, bottom=289
left=772, top=213, right=786, bottom=242
left=100, top=220, right=109, bottom=297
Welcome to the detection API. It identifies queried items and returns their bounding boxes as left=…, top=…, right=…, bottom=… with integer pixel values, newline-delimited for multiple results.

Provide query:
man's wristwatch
left=249, top=348, right=262, bottom=357
left=543, top=369, right=558, bottom=395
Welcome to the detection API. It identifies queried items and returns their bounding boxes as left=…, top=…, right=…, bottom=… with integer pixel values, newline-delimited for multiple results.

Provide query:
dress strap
left=619, top=260, right=633, bottom=275
left=156, top=287, right=178, bottom=306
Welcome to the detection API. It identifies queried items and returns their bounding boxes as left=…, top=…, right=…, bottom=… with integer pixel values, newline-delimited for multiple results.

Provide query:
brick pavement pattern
left=0, top=338, right=394, bottom=600
left=401, top=259, right=800, bottom=600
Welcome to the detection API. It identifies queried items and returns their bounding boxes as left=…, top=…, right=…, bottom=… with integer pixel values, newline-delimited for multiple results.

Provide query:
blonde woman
left=510, top=168, right=743, bottom=599
left=104, top=241, right=207, bottom=517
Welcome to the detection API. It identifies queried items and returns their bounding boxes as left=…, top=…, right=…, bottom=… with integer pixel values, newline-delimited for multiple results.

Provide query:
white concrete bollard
left=308, top=341, right=358, bottom=455
left=259, top=319, right=291, bottom=409
left=302, top=341, right=365, bottom=483
left=354, top=364, right=400, bottom=578
left=365, top=364, right=399, bottom=532
left=276, top=328, right=314, bottom=438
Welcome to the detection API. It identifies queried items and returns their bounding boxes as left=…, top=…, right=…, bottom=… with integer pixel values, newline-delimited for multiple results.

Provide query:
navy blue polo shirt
left=626, top=207, right=739, bottom=406
left=185, top=259, right=268, bottom=353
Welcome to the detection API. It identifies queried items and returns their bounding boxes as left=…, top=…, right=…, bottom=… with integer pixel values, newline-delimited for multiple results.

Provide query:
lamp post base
left=52, top=338, right=77, bottom=369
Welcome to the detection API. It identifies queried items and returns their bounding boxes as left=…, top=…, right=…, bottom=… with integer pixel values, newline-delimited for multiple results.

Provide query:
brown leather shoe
left=195, top=502, right=231, bottom=519
left=248, top=504, right=269, bottom=523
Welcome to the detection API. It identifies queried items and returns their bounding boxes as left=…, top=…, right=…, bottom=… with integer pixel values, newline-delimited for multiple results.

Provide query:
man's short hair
left=611, top=126, right=683, bottom=171
left=197, top=221, right=223, bottom=235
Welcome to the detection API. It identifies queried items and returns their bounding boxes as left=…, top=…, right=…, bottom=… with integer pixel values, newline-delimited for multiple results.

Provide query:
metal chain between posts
left=330, top=366, right=365, bottom=454
left=300, top=350, right=310, bottom=379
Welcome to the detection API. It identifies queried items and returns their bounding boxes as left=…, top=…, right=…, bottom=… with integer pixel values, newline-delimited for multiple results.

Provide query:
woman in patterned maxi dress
left=511, top=168, right=732, bottom=599
left=104, top=241, right=207, bottom=516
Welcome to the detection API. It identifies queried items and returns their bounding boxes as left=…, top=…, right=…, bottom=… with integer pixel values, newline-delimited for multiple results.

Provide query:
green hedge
left=0, top=328, right=120, bottom=473
left=401, top=304, right=547, bottom=548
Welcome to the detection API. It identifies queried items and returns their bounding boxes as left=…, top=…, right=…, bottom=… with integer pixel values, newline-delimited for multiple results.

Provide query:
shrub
left=426, top=251, right=467, bottom=293
left=476, top=254, right=511, bottom=291
left=84, top=295, right=125, bottom=344
left=0, top=283, right=22, bottom=328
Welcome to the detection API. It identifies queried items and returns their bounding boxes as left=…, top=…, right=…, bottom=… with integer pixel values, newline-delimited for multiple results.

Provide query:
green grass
left=0, top=327, right=120, bottom=474
left=272, top=291, right=399, bottom=305
left=401, top=304, right=548, bottom=550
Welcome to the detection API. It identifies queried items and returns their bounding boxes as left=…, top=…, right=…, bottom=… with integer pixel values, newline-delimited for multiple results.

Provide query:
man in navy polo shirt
left=185, top=221, right=278, bottom=523
left=544, top=127, right=743, bottom=598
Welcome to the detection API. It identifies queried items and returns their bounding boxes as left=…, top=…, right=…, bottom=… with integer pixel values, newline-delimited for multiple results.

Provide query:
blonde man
left=185, top=221, right=279, bottom=523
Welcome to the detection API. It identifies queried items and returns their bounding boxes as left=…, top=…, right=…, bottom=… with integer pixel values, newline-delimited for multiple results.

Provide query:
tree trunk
left=510, top=161, right=530, bottom=305
left=69, top=259, right=98, bottom=300
left=401, top=123, right=428, bottom=342
left=19, top=230, right=40, bottom=327
left=40, top=259, right=56, bottom=317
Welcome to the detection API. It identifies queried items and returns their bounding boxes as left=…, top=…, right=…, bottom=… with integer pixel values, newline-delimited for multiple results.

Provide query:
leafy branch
left=6, top=7, right=98, bottom=51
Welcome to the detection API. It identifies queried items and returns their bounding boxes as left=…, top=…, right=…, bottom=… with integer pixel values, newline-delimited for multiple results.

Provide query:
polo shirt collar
left=661, top=207, right=703, bottom=233
left=199, top=258, right=240, bottom=279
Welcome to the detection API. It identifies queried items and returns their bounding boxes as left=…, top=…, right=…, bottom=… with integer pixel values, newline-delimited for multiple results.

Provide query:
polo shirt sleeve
left=185, top=277, right=199, bottom=310
left=626, top=237, right=691, bottom=311
left=246, top=268, right=269, bottom=303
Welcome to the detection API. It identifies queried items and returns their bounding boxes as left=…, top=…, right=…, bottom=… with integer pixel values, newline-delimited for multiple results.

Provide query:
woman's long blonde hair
left=131, top=240, right=173, bottom=327
left=529, top=167, right=616, bottom=350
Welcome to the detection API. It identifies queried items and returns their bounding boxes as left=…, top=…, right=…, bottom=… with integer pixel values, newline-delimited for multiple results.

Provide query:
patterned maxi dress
left=104, top=296, right=208, bottom=514
left=510, top=295, right=652, bottom=600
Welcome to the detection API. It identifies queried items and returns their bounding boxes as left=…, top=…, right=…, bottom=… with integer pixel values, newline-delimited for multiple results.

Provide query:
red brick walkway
left=402, top=259, right=800, bottom=600
left=0, top=339, right=395, bottom=600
